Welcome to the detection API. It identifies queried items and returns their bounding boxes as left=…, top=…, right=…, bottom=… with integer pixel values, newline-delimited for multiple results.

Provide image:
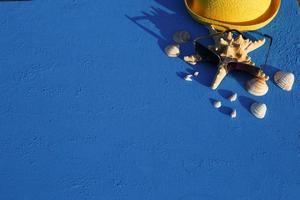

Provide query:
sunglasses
left=193, top=30, right=272, bottom=80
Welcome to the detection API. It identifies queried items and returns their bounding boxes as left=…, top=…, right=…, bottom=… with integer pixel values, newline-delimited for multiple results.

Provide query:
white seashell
left=228, top=93, right=237, bottom=102
left=184, top=54, right=201, bottom=65
left=250, top=102, right=267, bottom=119
left=193, top=71, right=199, bottom=77
left=274, top=71, right=295, bottom=91
left=165, top=44, right=180, bottom=57
left=184, top=74, right=193, bottom=81
left=214, top=100, right=222, bottom=108
left=246, top=78, right=269, bottom=96
left=230, top=109, right=237, bottom=118
left=173, top=31, right=191, bottom=44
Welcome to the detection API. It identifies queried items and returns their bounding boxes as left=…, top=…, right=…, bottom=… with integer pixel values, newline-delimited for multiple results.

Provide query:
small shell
left=246, top=78, right=269, bottom=96
left=165, top=44, right=180, bottom=57
left=173, top=31, right=191, bottom=44
left=274, top=71, right=295, bottom=91
left=214, top=100, right=222, bottom=108
left=184, top=55, right=201, bottom=65
left=230, top=109, right=237, bottom=118
left=193, top=71, right=199, bottom=77
left=184, top=74, right=193, bottom=81
left=228, top=93, right=237, bottom=102
left=250, top=102, right=267, bottom=119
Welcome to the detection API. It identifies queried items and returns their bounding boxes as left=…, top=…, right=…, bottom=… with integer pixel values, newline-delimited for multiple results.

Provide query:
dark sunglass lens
left=195, top=42, right=220, bottom=64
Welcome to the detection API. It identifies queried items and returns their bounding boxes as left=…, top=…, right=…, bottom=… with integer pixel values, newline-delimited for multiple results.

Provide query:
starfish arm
left=246, top=38, right=266, bottom=53
left=211, top=63, right=228, bottom=90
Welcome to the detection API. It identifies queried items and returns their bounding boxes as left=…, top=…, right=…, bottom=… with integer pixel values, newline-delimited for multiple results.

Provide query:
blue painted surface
left=0, top=0, right=299, bottom=199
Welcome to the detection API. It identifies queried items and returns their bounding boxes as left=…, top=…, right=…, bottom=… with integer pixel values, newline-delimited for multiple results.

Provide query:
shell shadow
left=219, top=106, right=232, bottom=116
left=209, top=98, right=232, bottom=116
left=218, top=89, right=233, bottom=100
left=238, top=96, right=256, bottom=113
left=176, top=71, right=189, bottom=80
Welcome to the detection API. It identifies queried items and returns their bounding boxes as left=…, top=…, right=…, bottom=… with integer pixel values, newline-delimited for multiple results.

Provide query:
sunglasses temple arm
left=193, top=32, right=227, bottom=43
left=249, top=31, right=273, bottom=66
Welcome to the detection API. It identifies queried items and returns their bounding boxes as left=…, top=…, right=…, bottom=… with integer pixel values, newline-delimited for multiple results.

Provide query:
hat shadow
left=125, top=0, right=217, bottom=88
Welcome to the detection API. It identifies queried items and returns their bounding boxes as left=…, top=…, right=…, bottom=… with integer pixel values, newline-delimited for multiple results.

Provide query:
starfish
left=207, top=26, right=269, bottom=90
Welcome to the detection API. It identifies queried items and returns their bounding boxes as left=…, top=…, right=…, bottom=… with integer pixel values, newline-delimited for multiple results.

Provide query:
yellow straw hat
left=184, top=0, right=281, bottom=31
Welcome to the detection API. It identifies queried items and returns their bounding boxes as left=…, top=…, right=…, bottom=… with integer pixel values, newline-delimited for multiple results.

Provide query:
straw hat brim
left=184, top=0, right=281, bottom=31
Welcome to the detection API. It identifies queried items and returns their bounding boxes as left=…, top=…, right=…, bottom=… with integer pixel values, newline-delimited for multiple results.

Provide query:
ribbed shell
left=274, top=71, right=295, bottom=91
left=250, top=102, right=267, bottom=119
left=173, top=31, right=191, bottom=44
left=164, top=44, right=180, bottom=57
left=246, top=78, right=269, bottom=96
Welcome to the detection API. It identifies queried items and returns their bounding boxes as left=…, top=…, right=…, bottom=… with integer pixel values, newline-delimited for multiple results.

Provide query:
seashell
left=165, top=44, right=180, bottom=57
left=246, top=78, right=269, bottom=96
left=184, top=74, right=193, bottom=81
left=173, top=31, right=191, bottom=44
left=184, top=54, right=201, bottom=65
left=193, top=71, right=199, bottom=77
left=274, top=71, right=295, bottom=91
left=230, top=109, right=237, bottom=118
left=214, top=100, right=222, bottom=108
left=228, top=93, right=237, bottom=102
left=250, top=102, right=267, bottom=119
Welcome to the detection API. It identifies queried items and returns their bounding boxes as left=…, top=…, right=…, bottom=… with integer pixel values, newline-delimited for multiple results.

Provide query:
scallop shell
left=173, top=31, right=191, bottom=44
left=274, top=71, right=295, bottom=91
left=230, top=109, right=237, bottom=118
left=214, top=100, right=222, bottom=108
left=165, top=44, right=180, bottom=57
left=250, top=102, right=267, bottom=119
left=184, top=74, right=193, bottom=81
left=246, top=78, right=269, bottom=96
left=228, top=93, right=237, bottom=102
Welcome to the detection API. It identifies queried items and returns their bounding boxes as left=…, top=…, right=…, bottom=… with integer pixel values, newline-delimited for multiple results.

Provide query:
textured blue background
left=0, top=0, right=299, bottom=200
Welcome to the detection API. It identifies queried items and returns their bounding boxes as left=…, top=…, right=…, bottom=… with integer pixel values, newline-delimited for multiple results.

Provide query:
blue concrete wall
left=0, top=0, right=299, bottom=199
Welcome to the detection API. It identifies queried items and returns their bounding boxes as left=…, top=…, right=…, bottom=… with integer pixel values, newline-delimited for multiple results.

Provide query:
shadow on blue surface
left=218, top=89, right=232, bottom=100
left=209, top=98, right=232, bottom=116
left=238, top=96, right=256, bottom=113
left=125, top=0, right=220, bottom=88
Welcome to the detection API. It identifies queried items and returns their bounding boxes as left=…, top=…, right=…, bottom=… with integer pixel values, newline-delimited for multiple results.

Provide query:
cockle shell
left=173, top=31, right=191, bottom=44
left=230, top=109, right=237, bottom=118
left=184, top=74, right=193, bottom=81
left=214, top=100, right=222, bottom=108
left=274, top=71, right=295, bottom=91
left=246, top=78, right=269, bottom=96
left=228, top=93, right=237, bottom=102
left=165, top=44, right=180, bottom=57
left=250, top=102, right=267, bottom=119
